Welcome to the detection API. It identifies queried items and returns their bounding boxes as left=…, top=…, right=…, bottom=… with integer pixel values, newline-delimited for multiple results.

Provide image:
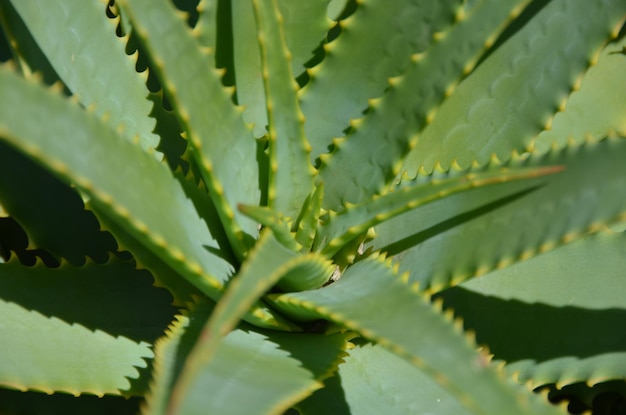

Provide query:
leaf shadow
left=438, top=287, right=626, bottom=362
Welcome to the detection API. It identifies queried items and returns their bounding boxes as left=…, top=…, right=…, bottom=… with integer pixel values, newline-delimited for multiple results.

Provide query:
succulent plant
left=0, top=0, right=625, bottom=414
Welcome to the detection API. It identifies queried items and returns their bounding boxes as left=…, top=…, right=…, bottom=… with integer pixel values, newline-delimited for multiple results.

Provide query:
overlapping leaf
left=271, top=255, right=562, bottom=414
left=10, top=0, right=160, bottom=153
left=317, top=0, right=532, bottom=209
left=440, top=230, right=626, bottom=389
left=0, top=257, right=175, bottom=396
left=119, top=0, right=261, bottom=257
left=0, top=68, right=233, bottom=301
left=372, top=135, right=626, bottom=292
left=402, top=0, right=626, bottom=175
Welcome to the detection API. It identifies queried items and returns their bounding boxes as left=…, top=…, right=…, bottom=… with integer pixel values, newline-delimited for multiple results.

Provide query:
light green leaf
left=277, top=0, right=332, bottom=75
left=0, top=68, right=233, bottom=301
left=531, top=33, right=626, bottom=153
left=300, top=0, right=463, bottom=161
left=372, top=135, right=626, bottom=292
left=441, top=230, right=626, bottom=389
left=318, top=0, right=532, bottom=210
left=170, top=230, right=331, bottom=412
left=253, top=0, right=316, bottom=220
left=231, top=0, right=332, bottom=138
left=402, top=0, right=626, bottom=175
left=119, top=0, right=261, bottom=257
left=231, top=0, right=267, bottom=138
left=144, top=301, right=348, bottom=415
left=315, top=164, right=562, bottom=257
left=272, top=255, right=561, bottom=414
left=10, top=0, right=160, bottom=154
left=0, top=257, right=176, bottom=396
left=0, top=0, right=63, bottom=86
left=297, top=341, right=474, bottom=415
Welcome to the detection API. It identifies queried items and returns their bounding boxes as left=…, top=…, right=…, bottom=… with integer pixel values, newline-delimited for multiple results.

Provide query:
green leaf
left=144, top=301, right=348, bottom=415
left=10, top=0, right=160, bottom=154
left=372, top=135, right=626, bottom=292
left=0, top=0, right=63, bottom=86
left=119, top=0, right=261, bottom=257
left=0, top=68, right=233, bottom=301
left=238, top=204, right=302, bottom=252
left=141, top=301, right=213, bottom=415
left=231, top=0, right=267, bottom=138
left=317, top=0, right=531, bottom=209
left=294, top=183, right=325, bottom=251
left=253, top=0, right=316, bottom=220
left=531, top=32, right=626, bottom=153
left=402, top=0, right=626, bottom=176
left=314, top=164, right=562, bottom=257
left=277, top=0, right=332, bottom=76
left=170, top=230, right=331, bottom=412
left=230, top=0, right=332, bottom=139
left=177, top=328, right=348, bottom=415
left=300, top=0, right=463, bottom=161
left=272, top=255, right=561, bottom=414
left=0, top=257, right=176, bottom=396
left=440, top=230, right=626, bottom=390
left=297, top=341, right=474, bottom=415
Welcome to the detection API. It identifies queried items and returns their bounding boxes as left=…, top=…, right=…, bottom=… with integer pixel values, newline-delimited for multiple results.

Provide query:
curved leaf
left=300, top=0, right=463, bottom=161
left=10, top=0, right=160, bottom=154
left=253, top=0, right=316, bottom=220
left=119, top=0, right=261, bottom=257
left=440, top=230, right=626, bottom=389
left=318, top=0, right=531, bottom=209
left=272, top=255, right=562, bottom=414
left=170, top=231, right=332, bottom=412
left=372, top=135, right=626, bottom=292
left=0, top=257, right=175, bottom=396
left=144, top=302, right=348, bottom=415
left=314, top=164, right=561, bottom=257
left=297, top=341, right=474, bottom=415
left=402, top=0, right=626, bottom=175
left=0, top=68, right=233, bottom=301
left=531, top=32, right=626, bottom=153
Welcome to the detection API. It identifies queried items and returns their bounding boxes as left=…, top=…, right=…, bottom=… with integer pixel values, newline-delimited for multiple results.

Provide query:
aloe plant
left=0, top=0, right=625, bottom=413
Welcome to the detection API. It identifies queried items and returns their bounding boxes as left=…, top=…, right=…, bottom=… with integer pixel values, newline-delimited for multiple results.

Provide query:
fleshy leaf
left=372, top=135, right=626, bottom=292
left=317, top=0, right=531, bottom=209
left=314, top=164, right=562, bottom=257
left=145, top=301, right=348, bottom=415
left=0, top=1, right=63, bottom=86
left=294, top=183, right=325, bottom=251
left=119, top=0, right=261, bottom=257
left=272, top=255, right=562, bottom=414
left=531, top=33, right=626, bottom=153
left=170, top=230, right=329, bottom=412
left=296, top=341, right=474, bottom=415
left=0, top=68, right=233, bottom=301
left=402, top=0, right=626, bottom=175
left=440, top=230, right=626, bottom=390
left=300, top=0, right=463, bottom=161
left=253, top=0, right=316, bottom=220
left=0, top=256, right=176, bottom=396
left=10, top=0, right=160, bottom=154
